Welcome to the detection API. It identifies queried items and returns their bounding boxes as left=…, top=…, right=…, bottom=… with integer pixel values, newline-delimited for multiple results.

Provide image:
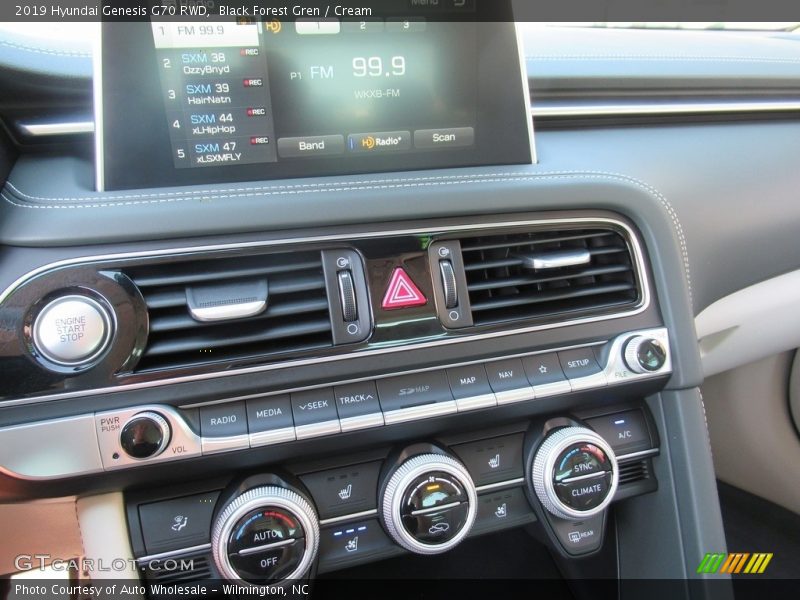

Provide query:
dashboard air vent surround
left=124, top=250, right=332, bottom=372
left=461, top=226, right=640, bottom=327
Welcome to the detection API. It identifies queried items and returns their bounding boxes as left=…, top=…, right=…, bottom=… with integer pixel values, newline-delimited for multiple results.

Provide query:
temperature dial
left=381, top=453, right=477, bottom=555
left=212, top=486, right=319, bottom=587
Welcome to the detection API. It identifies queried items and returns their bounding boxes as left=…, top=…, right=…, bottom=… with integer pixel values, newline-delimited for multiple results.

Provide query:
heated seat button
left=227, top=507, right=304, bottom=554
left=299, top=461, right=381, bottom=519
left=473, top=487, right=536, bottom=534
left=558, top=348, right=603, bottom=379
left=317, top=520, right=398, bottom=573
left=451, top=433, right=524, bottom=486
left=199, top=402, right=248, bottom=437
left=228, top=540, right=304, bottom=583
left=555, top=473, right=612, bottom=512
left=138, top=491, right=220, bottom=554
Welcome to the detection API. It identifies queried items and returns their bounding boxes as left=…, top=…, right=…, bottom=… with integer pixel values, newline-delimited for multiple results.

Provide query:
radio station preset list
left=150, top=18, right=478, bottom=169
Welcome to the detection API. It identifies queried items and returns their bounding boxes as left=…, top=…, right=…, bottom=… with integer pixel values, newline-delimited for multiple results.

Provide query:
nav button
left=277, top=135, right=345, bottom=158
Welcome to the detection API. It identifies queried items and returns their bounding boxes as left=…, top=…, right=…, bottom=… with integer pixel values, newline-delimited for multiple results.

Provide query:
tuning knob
left=381, top=453, right=477, bottom=555
left=531, top=427, right=618, bottom=521
left=623, top=336, right=667, bottom=374
left=212, top=486, right=319, bottom=586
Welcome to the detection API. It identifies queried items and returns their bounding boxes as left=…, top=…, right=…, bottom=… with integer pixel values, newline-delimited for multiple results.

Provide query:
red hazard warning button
left=381, top=268, right=427, bottom=310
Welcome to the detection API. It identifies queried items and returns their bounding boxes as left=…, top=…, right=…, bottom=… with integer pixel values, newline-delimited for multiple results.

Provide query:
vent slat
left=131, top=260, right=321, bottom=288
left=149, top=297, right=330, bottom=333
left=462, top=231, right=615, bottom=252
left=463, top=246, right=627, bottom=272
left=467, top=264, right=632, bottom=292
left=123, top=249, right=333, bottom=372
left=145, top=318, right=332, bottom=357
left=470, top=283, right=636, bottom=312
left=462, top=227, right=640, bottom=326
left=618, top=460, right=650, bottom=485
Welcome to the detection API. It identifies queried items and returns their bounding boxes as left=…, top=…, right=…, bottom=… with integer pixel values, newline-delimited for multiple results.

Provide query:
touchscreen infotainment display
left=99, top=2, right=532, bottom=190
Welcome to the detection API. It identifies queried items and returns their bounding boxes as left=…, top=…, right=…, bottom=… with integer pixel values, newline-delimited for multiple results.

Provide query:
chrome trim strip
left=238, top=538, right=296, bottom=556
left=531, top=100, right=800, bottom=119
left=294, top=420, right=341, bottom=440
left=567, top=371, right=609, bottom=392
left=92, top=25, right=104, bottom=192
left=515, top=22, right=537, bottom=164
left=339, top=412, right=384, bottom=432
left=18, top=120, right=95, bottom=136
left=137, top=543, right=212, bottom=564
left=475, top=477, right=526, bottom=493
left=494, top=387, right=535, bottom=406
left=561, top=471, right=608, bottom=485
left=532, top=380, right=572, bottom=399
left=524, top=249, right=591, bottom=270
left=410, top=501, right=461, bottom=517
left=188, top=300, right=266, bottom=323
left=249, top=427, right=296, bottom=447
left=382, top=401, right=458, bottom=425
left=319, top=509, right=378, bottom=526
left=0, top=217, right=650, bottom=409
left=616, top=448, right=659, bottom=462
left=455, top=393, right=497, bottom=412
left=201, top=434, right=249, bottom=455
left=183, top=339, right=605, bottom=409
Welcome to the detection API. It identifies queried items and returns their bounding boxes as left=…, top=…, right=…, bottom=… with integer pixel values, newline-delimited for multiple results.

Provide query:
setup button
left=277, top=135, right=345, bottom=158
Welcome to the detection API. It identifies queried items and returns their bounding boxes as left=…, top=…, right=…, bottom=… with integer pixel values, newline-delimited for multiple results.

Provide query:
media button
left=347, top=131, right=411, bottom=153
left=414, top=127, right=474, bottom=149
left=277, top=135, right=345, bottom=158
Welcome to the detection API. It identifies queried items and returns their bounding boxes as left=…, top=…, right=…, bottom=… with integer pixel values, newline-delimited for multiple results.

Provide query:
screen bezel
left=95, top=15, right=535, bottom=191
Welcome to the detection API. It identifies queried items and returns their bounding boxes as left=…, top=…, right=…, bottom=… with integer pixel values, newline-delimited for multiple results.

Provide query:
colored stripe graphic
left=698, top=552, right=773, bottom=574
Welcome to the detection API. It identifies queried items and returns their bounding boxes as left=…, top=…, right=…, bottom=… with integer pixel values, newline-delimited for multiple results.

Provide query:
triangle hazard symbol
left=381, top=267, right=427, bottom=310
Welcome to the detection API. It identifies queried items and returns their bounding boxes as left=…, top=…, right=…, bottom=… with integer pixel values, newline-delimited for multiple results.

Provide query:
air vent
left=618, top=459, right=651, bottom=486
left=146, top=553, right=213, bottom=584
left=124, top=250, right=332, bottom=371
left=461, top=227, right=640, bottom=327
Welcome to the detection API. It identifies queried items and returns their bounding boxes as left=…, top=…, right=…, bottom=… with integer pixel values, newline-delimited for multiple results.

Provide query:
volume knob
left=119, top=412, right=171, bottom=459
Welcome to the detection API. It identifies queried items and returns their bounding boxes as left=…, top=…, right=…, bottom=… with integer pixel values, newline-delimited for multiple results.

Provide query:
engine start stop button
left=32, top=295, right=112, bottom=366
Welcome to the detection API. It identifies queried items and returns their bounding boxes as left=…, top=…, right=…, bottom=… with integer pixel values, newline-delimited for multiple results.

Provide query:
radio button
left=200, top=402, right=248, bottom=438
left=347, top=131, right=411, bottom=153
